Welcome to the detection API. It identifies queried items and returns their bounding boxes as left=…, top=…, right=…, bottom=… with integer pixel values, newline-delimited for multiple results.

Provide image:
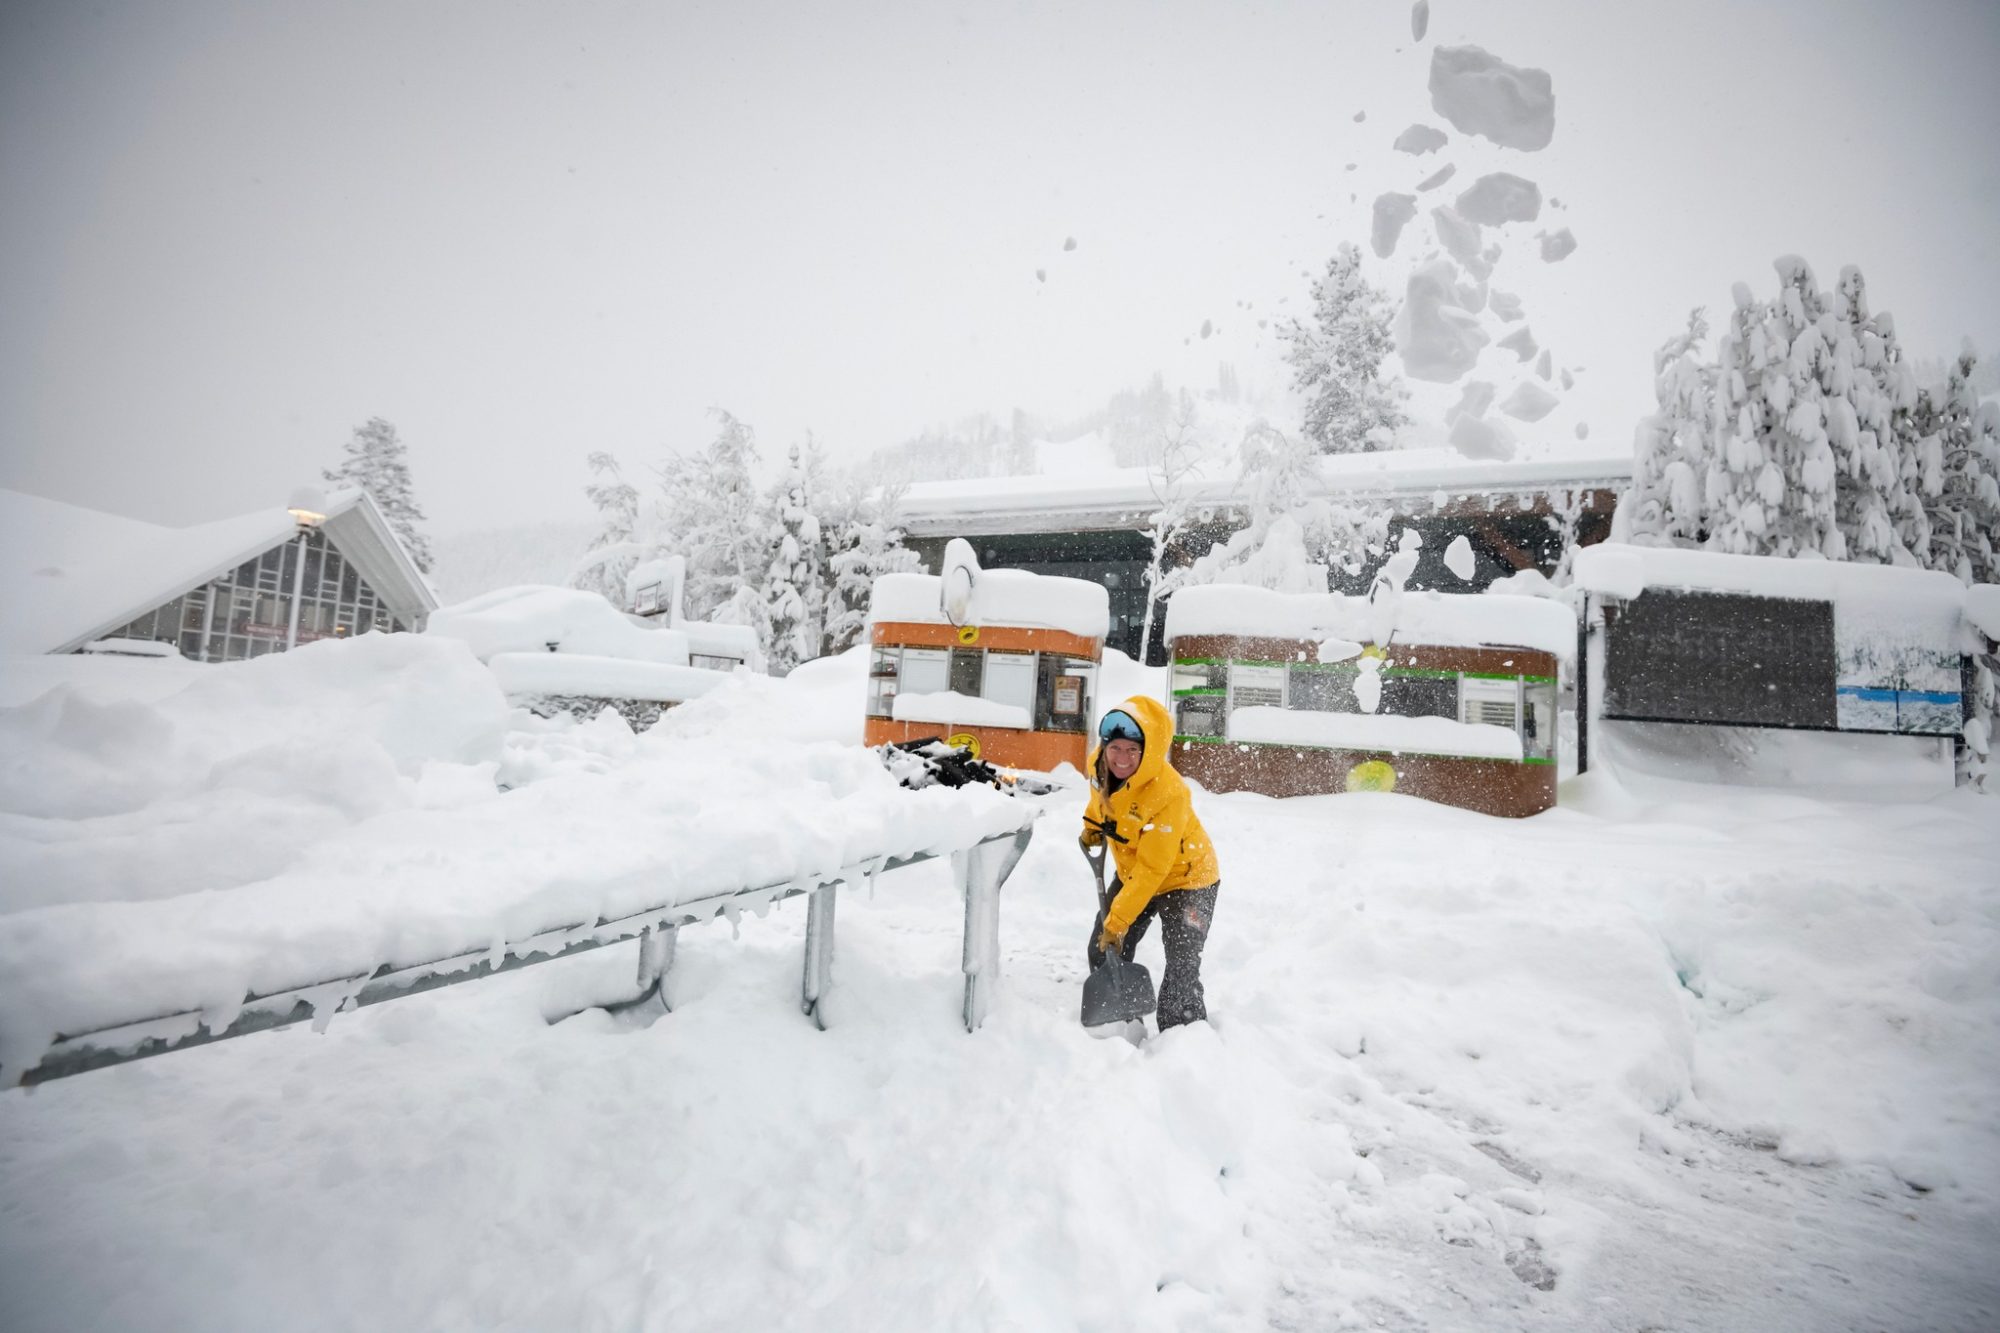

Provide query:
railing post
left=801, top=882, right=838, bottom=1029
left=957, top=824, right=1034, bottom=1032
left=635, top=924, right=676, bottom=1009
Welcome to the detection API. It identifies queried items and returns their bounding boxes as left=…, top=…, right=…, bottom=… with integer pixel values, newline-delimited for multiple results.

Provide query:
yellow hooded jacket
left=1082, top=695, right=1220, bottom=941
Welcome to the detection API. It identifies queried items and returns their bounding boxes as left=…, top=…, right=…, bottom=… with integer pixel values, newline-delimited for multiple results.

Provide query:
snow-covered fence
left=6, top=821, right=1034, bottom=1088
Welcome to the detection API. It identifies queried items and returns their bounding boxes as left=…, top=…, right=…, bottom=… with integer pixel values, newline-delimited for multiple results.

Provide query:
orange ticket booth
left=864, top=564, right=1109, bottom=773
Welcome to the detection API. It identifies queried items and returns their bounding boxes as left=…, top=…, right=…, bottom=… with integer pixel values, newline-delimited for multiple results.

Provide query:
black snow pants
left=1087, top=881, right=1219, bottom=1030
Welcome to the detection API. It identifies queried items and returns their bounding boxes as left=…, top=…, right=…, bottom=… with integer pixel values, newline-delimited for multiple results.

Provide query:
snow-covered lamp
left=286, top=486, right=328, bottom=527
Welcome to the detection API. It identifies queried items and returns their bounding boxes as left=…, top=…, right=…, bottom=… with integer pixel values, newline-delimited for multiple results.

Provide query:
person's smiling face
left=1104, top=738, right=1142, bottom=781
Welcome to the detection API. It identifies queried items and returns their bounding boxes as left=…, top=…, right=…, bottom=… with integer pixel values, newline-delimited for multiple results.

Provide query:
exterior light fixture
left=286, top=485, right=328, bottom=527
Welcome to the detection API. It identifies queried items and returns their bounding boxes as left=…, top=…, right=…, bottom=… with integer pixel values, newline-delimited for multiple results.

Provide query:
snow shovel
left=1079, top=840, right=1154, bottom=1028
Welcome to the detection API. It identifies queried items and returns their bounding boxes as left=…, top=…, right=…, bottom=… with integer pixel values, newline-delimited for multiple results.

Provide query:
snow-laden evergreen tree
left=570, top=451, right=643, bottom=605
left=762, top=442, right=828, bottom=675
left=1176, top=422, right=1384, bottom=591
left=824, top=475, right=919, bottom=655
left=660, top=410, right=773, bottom=645
left=1619, top=310, right=1713, bottom=547
left=1278, top=243, right=1409, bottom=454
left=323, top=416, right=434, bottom=572
left=1626, top=258, right=1923, bottom=563
left=1905, top=349, right=2000, bottom=587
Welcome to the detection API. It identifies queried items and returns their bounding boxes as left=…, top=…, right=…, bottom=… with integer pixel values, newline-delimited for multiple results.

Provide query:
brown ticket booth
left=1166, top=633, right=1561, bottom=818
left=864, top=620, right=1104, bottom=772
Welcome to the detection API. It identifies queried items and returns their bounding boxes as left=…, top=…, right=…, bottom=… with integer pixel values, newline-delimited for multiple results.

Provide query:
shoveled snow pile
left=0, top=642, right=1996, bottom=1330
left=0, top=634, right=509, bottom=912
left=1428, top=45, right=1556, bottom=151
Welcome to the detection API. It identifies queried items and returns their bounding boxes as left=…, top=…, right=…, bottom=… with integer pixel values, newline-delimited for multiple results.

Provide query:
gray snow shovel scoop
left=1079, top=840, right=1154, bottom=1028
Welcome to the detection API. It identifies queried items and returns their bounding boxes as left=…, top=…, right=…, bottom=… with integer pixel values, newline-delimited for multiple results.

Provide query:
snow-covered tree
left=1278, top=243, right=1408, bottom=455
left=762, top=442, right=828, bottom=676
left=570, top=451, right=643, bottom=605
left=1626, top=258, right=1923, bottom=563
left=824, top=475, right=919, bottom=655
left=1175, top=422, right=1384, bottom=592
left=660, top=410, right=773, bottom=641
left=1905, top=349, right=2000, bottom=587
left=323, top=416, right=434, bottom=572
left=1619, top=309, right=1713, bottom=548
left=1138, top=391, right=1206, bottom=653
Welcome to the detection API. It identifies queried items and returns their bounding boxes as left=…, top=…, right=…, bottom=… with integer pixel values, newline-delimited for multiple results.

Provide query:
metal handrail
left=16, top=821, right=1036, bottom=1087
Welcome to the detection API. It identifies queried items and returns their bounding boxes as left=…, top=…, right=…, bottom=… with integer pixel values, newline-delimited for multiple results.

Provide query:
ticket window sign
left=1229, top=663, right=1287, bottom=710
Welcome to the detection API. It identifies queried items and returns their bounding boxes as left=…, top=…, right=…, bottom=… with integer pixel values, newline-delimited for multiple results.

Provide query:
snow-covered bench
left=3, top=814, right=1037, bottom=1088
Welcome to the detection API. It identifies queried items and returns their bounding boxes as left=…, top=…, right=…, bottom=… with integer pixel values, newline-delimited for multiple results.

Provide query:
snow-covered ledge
left=892, top=690, right=1033, bottom=731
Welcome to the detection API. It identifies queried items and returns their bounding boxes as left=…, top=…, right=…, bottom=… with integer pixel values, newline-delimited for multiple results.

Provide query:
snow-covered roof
left=870, top=568, right=1110, bottom=639
left=1574, top=543, right=1968, bottom=618
left=895, top=444, right=1631, bottom=538
left=1165, top=582, right=1576, bottom=659
left=0, top=487, right=438, bottom=655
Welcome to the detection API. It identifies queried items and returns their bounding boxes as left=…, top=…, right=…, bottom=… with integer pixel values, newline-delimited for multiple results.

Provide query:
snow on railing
left=6, top=820, right=1037, bottom=1088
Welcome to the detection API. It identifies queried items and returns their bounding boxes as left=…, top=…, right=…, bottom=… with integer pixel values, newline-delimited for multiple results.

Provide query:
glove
left=1096, top=925, right=1123, bottom=956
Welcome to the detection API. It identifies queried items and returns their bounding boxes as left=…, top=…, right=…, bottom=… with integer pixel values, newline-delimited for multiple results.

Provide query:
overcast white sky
left=3, top=0, right=1997, bottom=535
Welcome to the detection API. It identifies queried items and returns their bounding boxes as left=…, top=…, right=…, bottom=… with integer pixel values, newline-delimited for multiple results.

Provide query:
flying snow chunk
left=1200, top=319, right=1214, bottom=339
left=1395, top=259, right=1490, bottom=383
left=1539, top=228, right=1577, bottom=262
left=1490, top=289, right=1524, bottom=322
left=1449, top=412, right=1517, bottom=461
left=1444, top=534, right=1476, bottom=581
left=1501, top=381, right=1559, bottom=421
left=1412, top=0, right=1430, bottom=41
left=1575, top=422, right=1590, bottom=439
left=1428, top=46, right=1556, bottom=151
left=1497, top=326, right=1538, bottom=361
left=1353, top=110, right=1367, bottom=123
left=1560, top=368, right=1575, bottom=390
left=1535, top=349, right=1552, bottom=380
left=1036, top=268, right=1046, bottom=283
left=1063, top=236, right=1078, bottom=251
left=1446, top=380, right=1496, bottom=424
left=1393, top=124, right=1448, bottom=155
left=1371, top=193, right=1418, bottom=259
left=1431, top=205, right=1490, bottom=279
left=1454, top=173, right=1543, bottom=225
left=1417, top=164, right=1457, bottom=192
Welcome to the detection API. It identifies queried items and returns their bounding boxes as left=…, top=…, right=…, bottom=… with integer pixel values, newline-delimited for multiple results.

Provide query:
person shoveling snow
left=1080, top=698, right=1220, bottom=1032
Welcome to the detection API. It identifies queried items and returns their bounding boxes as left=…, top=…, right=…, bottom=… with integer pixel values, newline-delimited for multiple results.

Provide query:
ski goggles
left=1098, top=710, right=1143, bottom=744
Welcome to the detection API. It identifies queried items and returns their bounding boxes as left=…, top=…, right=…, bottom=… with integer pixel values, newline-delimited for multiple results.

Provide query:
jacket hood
left=1090, top=695, right=1175, bottom=791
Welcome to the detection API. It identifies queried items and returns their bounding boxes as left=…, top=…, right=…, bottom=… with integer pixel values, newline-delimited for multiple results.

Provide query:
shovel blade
left=1081, top=954, right=1155, bottom=1027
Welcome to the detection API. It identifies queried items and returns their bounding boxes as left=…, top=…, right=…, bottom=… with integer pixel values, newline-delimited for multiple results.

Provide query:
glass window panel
left=980, top=650, right=1036, bottom=717
left=1382, top=675, right=1458, bottom=719
left=949, top=648, right=982, bottom=696
left=342, top=565, right=359, bottom=600
left=1289, top=668, right=1356, bottom=712
left=899, top=647, right=950, bottom=696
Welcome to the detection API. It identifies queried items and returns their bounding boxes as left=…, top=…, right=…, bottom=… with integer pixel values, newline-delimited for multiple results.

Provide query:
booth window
left=949, top=648, right=983, bottom=697
left=1036, top=656, right=1096, bottom=732
left=1171, top=661, right=1225, bottom=696
left=1459, top=676, right=1521, bottom=731
left=1229, top=662, right=1287, bottom=709
left=981, top=650, right=1036, bottom=716
left=1175, top=695, right=1224, bottom=737
left=1523, top=679, right=1556, bottom=762
left=1290, top=666, right=1356, bottom=712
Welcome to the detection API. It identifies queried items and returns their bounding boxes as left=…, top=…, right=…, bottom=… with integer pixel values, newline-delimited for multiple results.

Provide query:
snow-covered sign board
left=1576, top=544, right=1972, bottom=738
left=866, top=563, right=1109, bottom=773
left=1163, top=584, right=1568, bottom=817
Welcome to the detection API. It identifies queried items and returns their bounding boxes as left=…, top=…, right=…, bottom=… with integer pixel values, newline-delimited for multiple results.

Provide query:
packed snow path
left=2, top=647, right=1996, bottom=1330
